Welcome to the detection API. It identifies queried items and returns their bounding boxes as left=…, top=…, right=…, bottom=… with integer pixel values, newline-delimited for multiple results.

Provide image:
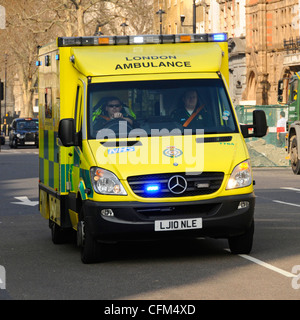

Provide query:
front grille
left=25, top=132, right=35, bottom=141
left=127, top=172, right=224, bottom=198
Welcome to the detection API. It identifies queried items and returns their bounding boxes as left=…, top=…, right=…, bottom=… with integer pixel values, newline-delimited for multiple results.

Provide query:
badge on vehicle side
left=163, top=146, right=183, bottom=158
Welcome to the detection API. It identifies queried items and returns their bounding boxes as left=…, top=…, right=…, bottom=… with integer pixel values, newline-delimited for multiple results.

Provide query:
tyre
left=290, top=136, right=300, bottom=174
left=12, top=139, right=17, bottom=149
left=50, top=220, right=73, bottom=244
left=79, top=207, right=106, bottom=264
left=80, top=222, right=101, bottom=264
left=228, top=220, right=254, bottom=254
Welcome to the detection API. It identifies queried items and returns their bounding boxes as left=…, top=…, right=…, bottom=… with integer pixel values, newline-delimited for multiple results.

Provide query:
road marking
left=11, top=196, right=39, bottom=207
left=0, top=265, right=5, bottom=289
left=280, top=187, right=300, bottom=192
left=225, top=249, right=296, bottom=278
left=0, top=151, right=38, bottom=155
left=239, top=254, right=296, bottom=278
left=273, top=200, right=300, bottom=207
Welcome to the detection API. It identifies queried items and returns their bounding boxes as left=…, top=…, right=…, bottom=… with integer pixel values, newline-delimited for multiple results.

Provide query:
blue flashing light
left=36, top=61, right=42, bottom=66
left=213, top=33, right=226, bottom=42
left=55, top=54, right=60, bottom=61
left=145, top=184, right=160, bottom=193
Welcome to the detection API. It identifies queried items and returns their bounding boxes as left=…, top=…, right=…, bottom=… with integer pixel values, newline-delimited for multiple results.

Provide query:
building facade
left=244, top=0, right=300, bottom=105
left=154, top=0, right=300, bottom=106
left=154, top=0, right=200, bottom=34
left=153, top=0, right=247, bottom=105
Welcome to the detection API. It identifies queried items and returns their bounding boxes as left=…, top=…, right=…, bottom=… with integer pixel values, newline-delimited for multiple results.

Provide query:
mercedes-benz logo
left=168, top=175, right=187, bottom=195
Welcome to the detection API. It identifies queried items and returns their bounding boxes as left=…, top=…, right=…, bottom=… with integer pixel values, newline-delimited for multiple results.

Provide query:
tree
left=0, top=0, right=153, bottom=117
left=49, top=0, right=153, bottom=36
left=107, top=0, right=153, bottom=35
left=0, top=0, right=54, bottom=117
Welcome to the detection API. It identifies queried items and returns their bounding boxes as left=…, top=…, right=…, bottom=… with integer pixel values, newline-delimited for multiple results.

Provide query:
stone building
left=153, top=0, right=247, bottom=105
left=154, top=0, right=200, bottom=34
left=244, top=0, right=300, bottom=105
left=154, top=0, right=300, bottom=106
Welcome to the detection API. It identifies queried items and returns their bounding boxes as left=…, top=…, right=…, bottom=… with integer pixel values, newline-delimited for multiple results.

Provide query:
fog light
left=101, top=209, right=114, bottom=217
left=238, top=201, right=249, bottom=209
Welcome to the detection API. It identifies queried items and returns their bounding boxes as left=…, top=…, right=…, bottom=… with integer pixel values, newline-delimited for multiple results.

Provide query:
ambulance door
left=70, top=83, right=83, bottom=193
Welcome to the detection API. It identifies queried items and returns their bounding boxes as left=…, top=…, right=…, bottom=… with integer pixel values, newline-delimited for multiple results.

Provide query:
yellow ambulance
left=38, top=33, right=267, bottom=263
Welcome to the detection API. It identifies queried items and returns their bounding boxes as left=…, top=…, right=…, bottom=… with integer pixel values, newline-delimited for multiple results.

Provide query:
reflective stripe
left=39, top=130, right=60, bottom=192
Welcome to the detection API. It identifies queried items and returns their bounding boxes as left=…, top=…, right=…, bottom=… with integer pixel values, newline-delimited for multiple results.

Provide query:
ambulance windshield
left=87, top=79, right=238, bottom=139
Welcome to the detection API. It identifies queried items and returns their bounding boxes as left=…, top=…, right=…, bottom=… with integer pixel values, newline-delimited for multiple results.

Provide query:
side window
left=45, top=87, right=53, bottom=119
left=74, top=85, right=83, bottom=132
left=216, top=86, right=236, bottom=131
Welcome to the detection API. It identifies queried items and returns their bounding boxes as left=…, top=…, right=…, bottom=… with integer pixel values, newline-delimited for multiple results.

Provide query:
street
left=0, top=142, right=300, bottom=300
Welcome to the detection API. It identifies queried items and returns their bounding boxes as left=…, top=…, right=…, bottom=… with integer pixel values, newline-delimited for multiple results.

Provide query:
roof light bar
left=209, top=33, right=227, bottom=42
left=57, top=33, right=227, bottom=47
left=132, top=36, right=144, bottom=44
left=179, top=35, right=192, bottom=42
left=98, top=37, right=113, bottom=45
left=129, top=35, right=160, bottom=44
left=115, top=36, right=130, bottom=45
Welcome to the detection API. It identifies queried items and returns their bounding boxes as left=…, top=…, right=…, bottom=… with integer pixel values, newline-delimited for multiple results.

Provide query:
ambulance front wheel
left=228, top=220, right=254, bottom=254
left=79, top=208, right=106, bottom=264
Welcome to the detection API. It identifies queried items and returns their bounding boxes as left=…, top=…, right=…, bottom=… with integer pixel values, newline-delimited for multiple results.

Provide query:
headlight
left=226, top=160, right=252, bottom=190
left=17, top=134, right=25, bottom=139
left=90, top=167, right=127, bottom=195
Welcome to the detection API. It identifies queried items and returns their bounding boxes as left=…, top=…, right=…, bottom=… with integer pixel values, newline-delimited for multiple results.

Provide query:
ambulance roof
left=62, top=34, right=227, bottom=78
left=69, top=42, right=223, bottom=77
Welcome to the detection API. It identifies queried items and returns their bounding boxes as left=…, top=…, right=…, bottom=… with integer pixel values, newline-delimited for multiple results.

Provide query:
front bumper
left=83, top=193, right=255, bottom=242
left=16, top=137, right=38, bottom=146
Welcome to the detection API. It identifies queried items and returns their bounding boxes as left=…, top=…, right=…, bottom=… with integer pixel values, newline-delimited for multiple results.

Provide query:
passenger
left=171, top=90, right=207, bottom=128
left=93, top=97, right=134, bottom=128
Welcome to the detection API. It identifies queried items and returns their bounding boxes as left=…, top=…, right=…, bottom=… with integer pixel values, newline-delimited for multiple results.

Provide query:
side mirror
left=253, top=110, right=268, bottom=137
left=58, top=118, right=78, bottom=147
left=240, top=110, right=268, bottom=138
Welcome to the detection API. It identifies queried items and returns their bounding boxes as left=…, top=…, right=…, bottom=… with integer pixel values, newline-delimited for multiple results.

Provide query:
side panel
left=287, top=75, right=299, bottom=124
left=38, top=44, right=60, bottom=193
left=49, top=195, right=61, bottom=225
left=38, top=44, right=81, bottom=228
left=39, top=189, right=49, bottom=220
left=38, top=45, right=80, bottom=195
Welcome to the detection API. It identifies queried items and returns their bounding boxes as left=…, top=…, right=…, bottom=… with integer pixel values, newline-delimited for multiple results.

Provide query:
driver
left=93, top=97, right=133, bottom=129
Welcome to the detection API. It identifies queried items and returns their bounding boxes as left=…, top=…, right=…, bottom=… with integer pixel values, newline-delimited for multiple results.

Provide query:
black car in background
left=9, top=118, right=39, bottom=148
left=0, top=131, right=5, bottom=145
